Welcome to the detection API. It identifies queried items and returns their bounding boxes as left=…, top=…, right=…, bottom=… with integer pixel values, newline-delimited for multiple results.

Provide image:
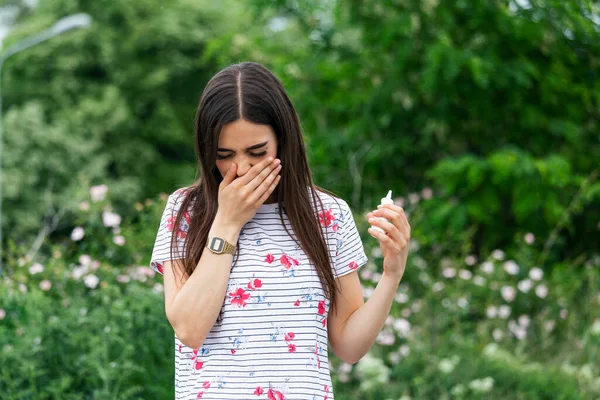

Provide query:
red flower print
left=254, top=386, right=264, bottom=396
left=231, top=349, right=236, bottom=354
left=268, top=388, right=285, bottom=400
left=166, top=216, right=175, bottom=231
left=284, top=332, right=295, bottom=342
left=248, top=278, right=263, bottom=290
left=265, top=254, right=275, bottom=264
left=293, top=300, right=300, bottom=307
left=196, top=392, right=203, bottom=399
left=184, top=211, right=191, bottom=224
left=192, top=348, right=199, bottom=361
left=229, top=287, right=251, bottom=308
left=332, top=224, right=339, bottom=232
left=322, top=318, right=327, bottom=327
left=324, top=385, right=329, bottom=393
left=203, top=381, right=210, bottom=389
left=156, top=263, right=164, bottom=275
left=318, top=209, right=335, bottom=227
left=349, top=261, right=359, bottom=270
left=280, top=255, right=299, bottom=270
left=288, top=343, right=297, bottom=353
left=195, top=361, right=203, bottom=370
left=317, top=300, right=326, bottom=315
left=178, top=344, right=182, bottom=352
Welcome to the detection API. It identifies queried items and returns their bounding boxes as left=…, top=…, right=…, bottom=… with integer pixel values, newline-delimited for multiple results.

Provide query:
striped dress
left=150, top=188, right=368, bottom=400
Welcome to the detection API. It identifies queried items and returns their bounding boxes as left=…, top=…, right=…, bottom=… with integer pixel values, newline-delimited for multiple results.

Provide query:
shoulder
left=310, top=187, right=352, bottom=217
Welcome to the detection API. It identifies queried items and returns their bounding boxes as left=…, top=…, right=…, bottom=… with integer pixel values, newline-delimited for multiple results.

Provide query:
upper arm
left=327, top=271, right=364, bottom=353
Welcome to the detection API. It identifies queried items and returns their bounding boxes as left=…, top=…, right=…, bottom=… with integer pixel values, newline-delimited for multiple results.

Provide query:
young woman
left=150, top=62, right=410, bottom=400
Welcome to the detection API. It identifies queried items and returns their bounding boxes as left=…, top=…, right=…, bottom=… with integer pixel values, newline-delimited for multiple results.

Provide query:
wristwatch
left=206, top=236, right=236, bottom=255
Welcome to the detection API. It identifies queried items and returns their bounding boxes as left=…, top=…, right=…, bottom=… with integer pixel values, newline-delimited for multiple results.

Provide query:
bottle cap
left=381, top=190, right=393, bottom=205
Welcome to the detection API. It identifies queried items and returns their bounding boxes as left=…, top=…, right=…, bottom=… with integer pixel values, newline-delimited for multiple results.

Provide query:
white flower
left=394, top=197, right=405, bottom=208
left=102, top=211, right=122, bottom=228
left=432, top=281, right=445, bottom=292
left=589, top=319, right=600, bottom=335
left=438, top=357, right=459, bottom=374
left=90, top=184, right=108, bottom=202
left=83, top=274, right=99, bottom=289
left=473, top=276, right=486, bottom=286
left=514, top=327, right=527, bottom=340
left=376, top=329, right=395, bottom=346
left=393, top=318, right=411, bottom=337
left=399, top=344, right=410, bottom=357
left=518, top=315, right=530, bottom=328
left=360, top=268, right=373, bottom=280
left=535, top=284, right=548, bottom=299
left=529, top=267, right=543, bottom=281
left=480, top=261, right=494, bottom=274
left=72, top=265, right=88, bottom=280
left=459, top=269, right=472, bottom=280
left=39, top=280, right=52, bottom=291
left=79, top=255, right=92, bottom=266
left=116, top=275, right=130, bottom=283
left=28, top=263, right=44, bottom=275
left=457, top=297, right=469, bottom=309
left=492, top=250, right=505, bottom=261
left=503, top=260, right=520, bottom=275
left=401, top=308, right=412, bottom=318
left=395, top=292, right=409, bottom=303
left=71, top=227, right=85, bottom=241
left=498, top=305, right=511, bottom=319
left=18, top=284, right=27, bottom=293
left=442, top=267, right=456, bottom=278
left=0, top=309, right=5, bottom=320
left=492, top=329, right=504, bottom=341
left=465, top=255, right=477, bottom=266
left=560, top=309, right=568, bottom=319
left=517, top=279, right=533, bottom=293
left=408, top=193, right=420, bottom=204
left=113, top=235, right=126, bottom=246
left=524, top=233, right=535, bottom=244
left=79, top=201, right=90, bottom=211
left=469, top=377, right=494, bottom=393
left=501, top=286, right=516, bottom=302
left=486, top=306, right=498, bottom=318
left=545, top=320, right=555, bottom=332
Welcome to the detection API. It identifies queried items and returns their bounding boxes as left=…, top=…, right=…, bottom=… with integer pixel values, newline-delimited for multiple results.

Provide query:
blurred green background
left=1, top=0, right=599, bottom=399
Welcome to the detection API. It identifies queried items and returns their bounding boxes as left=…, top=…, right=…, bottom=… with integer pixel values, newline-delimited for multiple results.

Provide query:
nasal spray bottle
left=370, top=190, right=393, bottom=234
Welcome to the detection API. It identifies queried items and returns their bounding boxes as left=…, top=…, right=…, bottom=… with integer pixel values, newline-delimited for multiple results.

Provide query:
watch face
left=209, top=237, right=225, bottom=253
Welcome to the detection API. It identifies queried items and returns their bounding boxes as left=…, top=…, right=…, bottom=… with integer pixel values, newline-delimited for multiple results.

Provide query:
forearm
left=337, top=272, right=401, bottom=363
left=168, top=219, right=241, bottom=349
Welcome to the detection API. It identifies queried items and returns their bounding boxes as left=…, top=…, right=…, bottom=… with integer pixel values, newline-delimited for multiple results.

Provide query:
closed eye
left=216, top=151, right=267, bottom=160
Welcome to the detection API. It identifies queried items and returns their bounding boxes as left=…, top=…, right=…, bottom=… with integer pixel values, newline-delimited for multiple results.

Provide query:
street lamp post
left=0, top=13, right=92, bottom=275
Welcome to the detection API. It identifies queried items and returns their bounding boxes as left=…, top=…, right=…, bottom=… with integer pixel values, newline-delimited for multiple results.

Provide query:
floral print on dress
left=229, top=287, right=251, bottom=308
left=166, top=211, right=191, bottom=239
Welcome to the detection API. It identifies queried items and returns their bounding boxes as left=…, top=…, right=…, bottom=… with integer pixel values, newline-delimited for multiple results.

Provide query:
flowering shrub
left=1, top=186, right=599, bottom=399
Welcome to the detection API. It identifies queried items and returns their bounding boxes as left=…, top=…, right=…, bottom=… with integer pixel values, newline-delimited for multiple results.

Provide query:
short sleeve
left=149, top=190, right=189, bottom=275
left=332, top=200, right=368, bottom=278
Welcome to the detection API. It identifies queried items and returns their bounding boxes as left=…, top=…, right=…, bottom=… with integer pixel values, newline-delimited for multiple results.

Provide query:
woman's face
left=216, top=119, right=279, bottom=180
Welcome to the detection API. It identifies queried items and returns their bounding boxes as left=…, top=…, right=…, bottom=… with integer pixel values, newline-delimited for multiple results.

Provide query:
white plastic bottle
left=371, top=190, right=393, bottom=234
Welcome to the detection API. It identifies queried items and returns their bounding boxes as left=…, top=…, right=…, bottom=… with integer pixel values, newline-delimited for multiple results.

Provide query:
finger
left=367, top=226, right=398, bottom=250
left=248, top=166, right=281, bottom=204
left=375, top=205, right=410, bottom=235
left=247, top=159, right=281, bottom=192
left=373, top=208, right=410, bottom=237
left=368, top=216, right=404, bottom=244
left=257, top=175, right=281, bottom=205
left=236, top=157, right=276, bottom=186
left=220, top=163, right=237, bottom=188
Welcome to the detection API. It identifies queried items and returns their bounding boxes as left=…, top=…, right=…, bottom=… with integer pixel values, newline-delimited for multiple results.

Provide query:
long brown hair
left=170, top=62, right=341, bottom=311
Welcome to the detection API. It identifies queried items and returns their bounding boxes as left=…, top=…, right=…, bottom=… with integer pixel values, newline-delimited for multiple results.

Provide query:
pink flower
left=293, top=300, right=300, bottom=307
left=317, top=300, right=326, bottom=315
left=196, top=392, right=204, bottom=399
left=322, top=318, right=327, bottom=327
left=102, top=211, right=121, bottom=228
left=71, top=227, right=85, bottom=241
left=166, top=216, right=175, bottom=231
left=280, top=255, right=299, bottom=270
left=268, top=389, right=284, bottom=400
left=349, top=261, right=359, bottom=270
left=284, top=332, right=295, bottom=342
left=331, top=224, right=339, bottom=232
left=39, top=280, right=52, bottom=291
left=318, top=209, right=335, bottom=227
left=265, top=254, right=275, bottom=264
left=202, top=381, right=210, bottom=389
left=90, top=184, right=108, bottom=202
left=195, top=361, right=203, bottom=370
left=229, top=288, right=251, bottom=308
left=156, top=263, right=164, bottom=275
left=254, top=386, right=264, bottom=396
left=288, top=343, right=297, bottom=353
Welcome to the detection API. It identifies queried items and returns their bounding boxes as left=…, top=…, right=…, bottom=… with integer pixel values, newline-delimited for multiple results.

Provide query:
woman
left=150, top=62, right=410, bottom=399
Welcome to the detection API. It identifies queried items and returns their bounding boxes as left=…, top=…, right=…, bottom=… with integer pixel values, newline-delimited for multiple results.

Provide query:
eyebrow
left=217, top=141, right=269, bottom=152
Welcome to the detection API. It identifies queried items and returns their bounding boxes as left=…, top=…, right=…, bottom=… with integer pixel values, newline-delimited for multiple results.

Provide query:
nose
left=235, top=157, right=253, bottom=177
